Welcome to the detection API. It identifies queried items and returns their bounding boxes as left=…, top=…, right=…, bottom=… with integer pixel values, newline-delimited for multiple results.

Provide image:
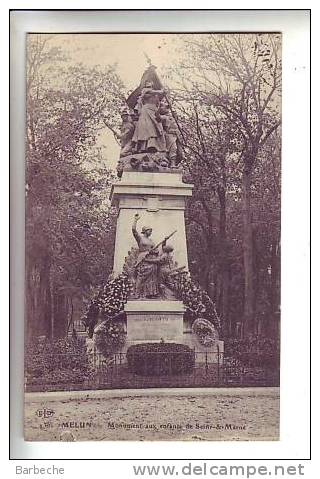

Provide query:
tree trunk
left=269, top=239, right=280, bottom=339
left=242, top=169, right=255, bottom=337
left=201, top=199, right=215, bottom=294
left=25, top=255, right=52, bottom=341
left=217, top=186, right=230, bottom=337
left=53, top=292, right=69, bottom=338
left=203, top=257, right=211, bottom=292
left=252, top=228, right=260, bottom=335
left=66, top=297, right=74, bottom=334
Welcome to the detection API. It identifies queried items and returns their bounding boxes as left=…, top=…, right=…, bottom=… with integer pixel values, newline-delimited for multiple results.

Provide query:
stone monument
left=109, top=66, right=223, bottom=361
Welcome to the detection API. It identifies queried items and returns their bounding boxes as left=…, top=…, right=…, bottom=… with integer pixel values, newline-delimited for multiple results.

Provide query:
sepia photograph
left=22, top=30, right=282, bottom=442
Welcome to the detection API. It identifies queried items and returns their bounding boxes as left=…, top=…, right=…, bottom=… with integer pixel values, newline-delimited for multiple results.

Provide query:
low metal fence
left=89, top=350, right=278, bottom=389
left=25, top=349, right=279, bottom=392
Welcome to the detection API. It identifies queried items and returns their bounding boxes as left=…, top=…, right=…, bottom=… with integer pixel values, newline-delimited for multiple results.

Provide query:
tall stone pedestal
left=110, top=170, right=193, bottom=274
left=110, top=169, right=223, bottom=364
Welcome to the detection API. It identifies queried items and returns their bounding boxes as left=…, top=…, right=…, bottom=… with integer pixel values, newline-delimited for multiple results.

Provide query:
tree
left=26, top=35, right=123, bottom=340
left=170, top=33, right=281, bottom=336
left=167, top=94, right=238, bottom=335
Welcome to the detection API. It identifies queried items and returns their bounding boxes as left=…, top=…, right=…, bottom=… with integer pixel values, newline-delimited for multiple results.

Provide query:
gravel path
left=25, top=389, right=279, bottom=441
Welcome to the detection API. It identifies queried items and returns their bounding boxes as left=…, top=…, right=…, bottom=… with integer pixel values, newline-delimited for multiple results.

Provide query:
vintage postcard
left=24, top=31, right=281, bottom=442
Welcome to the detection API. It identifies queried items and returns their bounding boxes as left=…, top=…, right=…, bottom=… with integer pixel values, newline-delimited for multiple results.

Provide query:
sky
left=39, top=33, right=181, bottom=168
left=51, top=33, right=177, bottom=88
left=30, top=33, right=281, bottom=170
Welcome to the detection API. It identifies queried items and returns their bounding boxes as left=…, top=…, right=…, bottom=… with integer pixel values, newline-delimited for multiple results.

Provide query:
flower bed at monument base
left=24, top=337, right=279, bottom=393
left=126, top=343, right=195, bottom=376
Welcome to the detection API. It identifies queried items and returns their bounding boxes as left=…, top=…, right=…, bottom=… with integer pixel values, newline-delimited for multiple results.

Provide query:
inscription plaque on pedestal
left=125, top=300, right=185, bottom=342
left=127, top=313, right=183, bottom=340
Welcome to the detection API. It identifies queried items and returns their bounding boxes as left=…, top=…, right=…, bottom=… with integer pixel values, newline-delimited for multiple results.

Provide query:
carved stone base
left=182, top=333, right=224, bottom=364
left=117, top=152, right=183, bottom=177
left=110, top=171, right=193, bottom=275
left=115, top=300, right=224, bottom=364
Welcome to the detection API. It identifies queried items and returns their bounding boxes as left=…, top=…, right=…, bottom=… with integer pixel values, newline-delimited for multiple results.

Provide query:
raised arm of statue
left=132, top=213, right=141, bottom=245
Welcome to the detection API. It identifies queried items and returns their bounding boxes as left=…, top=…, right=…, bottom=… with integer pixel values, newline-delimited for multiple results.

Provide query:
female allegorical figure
left=132, top=81, right=166, bottom=153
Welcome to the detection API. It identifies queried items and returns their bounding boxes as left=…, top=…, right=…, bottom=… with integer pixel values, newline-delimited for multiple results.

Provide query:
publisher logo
left=35, top=408, right=55, bottom=419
